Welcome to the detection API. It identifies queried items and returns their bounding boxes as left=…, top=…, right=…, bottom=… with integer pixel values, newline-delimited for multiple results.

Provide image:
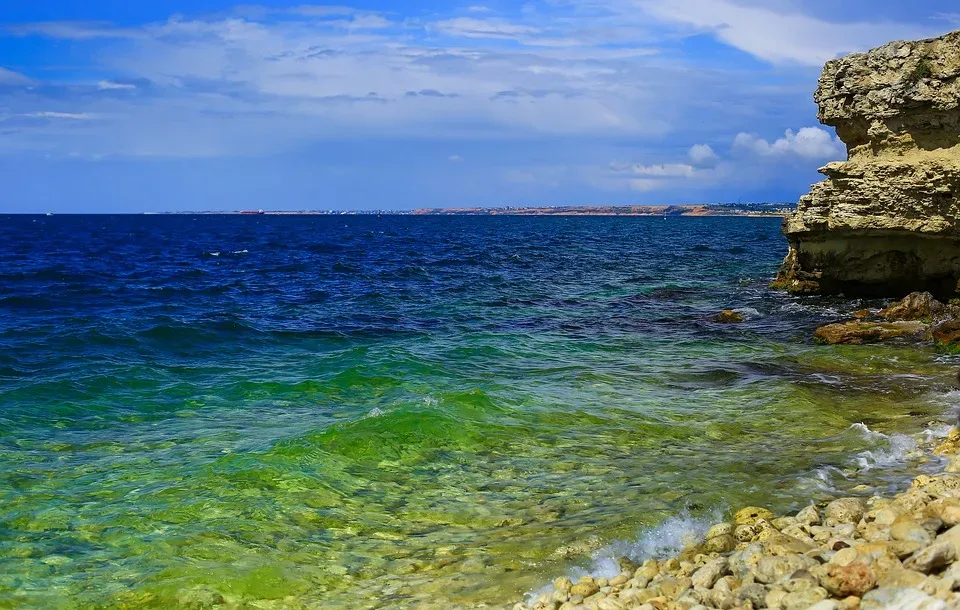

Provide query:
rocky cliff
left=774, top=30, right=960, bottom=299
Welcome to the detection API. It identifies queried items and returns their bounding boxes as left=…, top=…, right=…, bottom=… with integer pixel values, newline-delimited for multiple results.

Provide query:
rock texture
left=774, top=30, right=960, bottom=299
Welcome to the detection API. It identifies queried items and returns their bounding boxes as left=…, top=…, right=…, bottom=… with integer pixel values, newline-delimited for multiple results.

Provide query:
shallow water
left=0, top=215, right=957, bottom=609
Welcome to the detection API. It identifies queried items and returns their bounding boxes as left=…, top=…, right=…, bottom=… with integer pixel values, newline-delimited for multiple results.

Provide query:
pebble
left=512, top=429, right=960, bottom=610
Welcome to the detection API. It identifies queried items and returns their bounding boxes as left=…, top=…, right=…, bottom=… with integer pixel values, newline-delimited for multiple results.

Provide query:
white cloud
left=448, top=154, right=464, bottom=162
left=430, top=17, right=541, bottom=39
left=24, top=112, right=96, bottom=120
left=688, top=143, right=718, bottom=167
left=638, top=0, right=933, bottom=65
left=733, top=127, right=843, bottom=159
left=97, top=80, right=136, bottom=91
left=628, top=163, right=696, bottom=177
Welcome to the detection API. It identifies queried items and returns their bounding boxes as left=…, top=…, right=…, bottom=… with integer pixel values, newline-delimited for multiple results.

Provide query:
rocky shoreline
left=512, top=427, right=960, bottom=610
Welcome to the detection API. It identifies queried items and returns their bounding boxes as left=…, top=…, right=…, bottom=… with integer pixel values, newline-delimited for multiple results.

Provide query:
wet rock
left=736, top=507, right=777, bottom=526
left=798, top=506, right=822, bottom=526
left=814, top=321, right=929, bottom=345
left=827, top=499, right=868, bottom=525
left=879, top=293, right=946, bottom=322
left=707, top=523, right=735, bottom=539
left=571, top=576, right=600, bottom=597
left=911, top=474, right=960, bottom=496
left=705, top=535, right=737, bottom=554
left=934, top=430, right=960, bottom=457
left=691, top=558, right=729, bottom=590
left=861, top=587, right=947, bottom=610
left=931, top=320, right=960, bottom=352
left=713, top=310, right=745, bottom=324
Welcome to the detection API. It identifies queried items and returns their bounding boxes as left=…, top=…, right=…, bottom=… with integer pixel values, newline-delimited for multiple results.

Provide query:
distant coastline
left=159, top=203, right=794, bottom=217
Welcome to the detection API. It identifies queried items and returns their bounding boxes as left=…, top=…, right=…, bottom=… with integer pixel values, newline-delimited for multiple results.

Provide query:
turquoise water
left=0, top=215, right=956, bottom=609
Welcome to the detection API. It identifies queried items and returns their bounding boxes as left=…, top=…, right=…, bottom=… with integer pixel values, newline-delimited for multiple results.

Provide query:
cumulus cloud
left=448, top=154, right=464, bottom=162
left=733, top=127, right=843, bottom=159
left=688, top=143, right=718, bottom=168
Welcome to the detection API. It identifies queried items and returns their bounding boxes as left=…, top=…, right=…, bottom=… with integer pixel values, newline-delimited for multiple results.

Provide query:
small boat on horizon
left=239, top=209, right=265, bottom=215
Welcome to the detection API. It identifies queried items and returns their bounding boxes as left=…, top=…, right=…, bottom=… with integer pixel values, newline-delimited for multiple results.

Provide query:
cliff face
left=775, top=30, right=960, bottom=299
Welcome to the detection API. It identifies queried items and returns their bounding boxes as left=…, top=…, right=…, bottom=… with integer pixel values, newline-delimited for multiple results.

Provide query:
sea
left=0, top=214, right=957, bottom=609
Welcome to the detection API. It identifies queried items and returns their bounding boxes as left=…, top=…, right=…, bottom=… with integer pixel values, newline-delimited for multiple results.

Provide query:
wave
left=527, top=508, right=723, bottom=604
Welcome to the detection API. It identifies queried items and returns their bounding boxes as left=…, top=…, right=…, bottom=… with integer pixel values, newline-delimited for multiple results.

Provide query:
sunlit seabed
left=0, top=215, right=957, bottom=609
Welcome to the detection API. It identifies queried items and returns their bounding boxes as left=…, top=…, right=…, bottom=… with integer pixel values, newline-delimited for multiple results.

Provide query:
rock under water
left=774, top=29, right=960, bottom=299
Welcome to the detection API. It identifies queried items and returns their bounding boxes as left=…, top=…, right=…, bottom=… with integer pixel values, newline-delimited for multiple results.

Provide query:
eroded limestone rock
left=774, top=30, right=960, bottom=299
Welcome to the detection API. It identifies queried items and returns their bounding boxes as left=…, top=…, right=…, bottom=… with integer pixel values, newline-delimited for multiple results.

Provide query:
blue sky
left=1, top=1, right=957, bottom=212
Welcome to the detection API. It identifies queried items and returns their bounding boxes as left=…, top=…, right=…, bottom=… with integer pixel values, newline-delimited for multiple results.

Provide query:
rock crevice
left=775, top=30, right=960, bottom=299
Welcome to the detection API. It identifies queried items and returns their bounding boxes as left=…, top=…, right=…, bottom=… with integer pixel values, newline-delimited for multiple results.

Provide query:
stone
left=773, top=30, right=960, bottom=300
left=809, top=602, right=841, bottom=610
left=814, top=321, right=929, bottom=345
left=904, top=542, right=957, bottom=574
left=782, top=587, right=829, bottom=610
left=713, top=310, right=744, bottom=324
left=735, top=507, right=777, bottom=526
left=879, top=568, right=928, bottom=589
left=735, top=524, right=760, bottom=542
left=691, top=558, right=729, bottom=590
left=934, top=429, right=960, bottom=456
left=707, top=523, right=735, bottom=539
left=736, top=584, right=767, bottom=609
left=827, top=499, right=868, bottom=525
left=821, top=561, right=878, bottom=597
left=860, top=587, right=948, bottom=610
left=753, top=554, right=819, bottom=585
left=571, top=577, right=600, bottom=598
left=891, top=517, right=935, bottom=546
left=797, top=506, right=822, bottom=526
left=879, top=293, right=947, bottom=321
left=927, top=498, right=960, bottom=525
left=765, top=588, right=788, bottom=609
left=704, top=535, right=737, bottom=554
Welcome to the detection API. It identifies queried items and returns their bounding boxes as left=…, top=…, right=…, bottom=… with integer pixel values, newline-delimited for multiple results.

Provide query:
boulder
left=814, top=321, right=929, bottom=345
left=712, top=310, right=745, bottom=324
left=879, top=292, right=946, bottom=321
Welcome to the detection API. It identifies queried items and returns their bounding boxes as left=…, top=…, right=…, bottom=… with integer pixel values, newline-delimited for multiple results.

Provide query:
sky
left=0, top=1, right=957, bottom=212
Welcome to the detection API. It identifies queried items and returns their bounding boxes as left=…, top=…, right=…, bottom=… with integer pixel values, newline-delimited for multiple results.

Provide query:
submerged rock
left=711, top=310, right=745, bottom=324
left=813, top=321, right=929, bottom=345
left=773, top=30, right=960, bottom=299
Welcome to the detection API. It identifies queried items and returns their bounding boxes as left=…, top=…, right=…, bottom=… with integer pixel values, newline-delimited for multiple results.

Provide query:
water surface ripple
left=0, top=215, right=956, bottom=609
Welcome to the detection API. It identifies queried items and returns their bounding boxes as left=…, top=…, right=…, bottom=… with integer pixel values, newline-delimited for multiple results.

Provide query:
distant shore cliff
left=775, top=30, right=960, bottom=299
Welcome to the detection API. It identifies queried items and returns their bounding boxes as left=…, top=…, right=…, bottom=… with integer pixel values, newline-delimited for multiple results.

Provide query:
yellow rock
left=734, top=507, right=776, bottom=526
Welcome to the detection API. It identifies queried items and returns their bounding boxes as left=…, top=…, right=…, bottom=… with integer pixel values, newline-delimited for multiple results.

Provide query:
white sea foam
left=233, top=249, right=249, bottom=254
left=209, top=252, right=221, bottom=257
left=526, top=509, right=722, bottom=604
left=365, top=407, right=385, bottom=418
left=733, top=307, right=762, bottom=319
